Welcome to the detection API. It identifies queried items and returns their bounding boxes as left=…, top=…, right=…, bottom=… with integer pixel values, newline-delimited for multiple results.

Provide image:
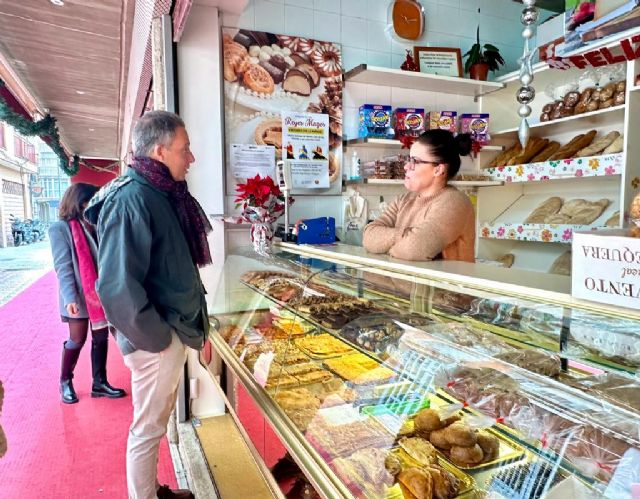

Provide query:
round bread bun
left=415, top=408, right=444, bottom=432
left=429, top=428, right=451, bottom=450
left=444, top=422, right=477, bottom=447
left=477, top=432, right=500, bottom=462
left=450, top=444, right=484, bottom=466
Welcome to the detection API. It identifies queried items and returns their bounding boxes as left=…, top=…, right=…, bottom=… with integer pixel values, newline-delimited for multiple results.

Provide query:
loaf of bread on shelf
left=549, top=251, right=572, bottom=276
left=507, top=137, right=549, bottom=165
left=603, top=135, right=623, bottom=154
left=488, top=142, right=521, bottom=168
left=576, top=131, right=620, bottom=157
left=548, top=130, right=597, bottom=160
left=544, top=198, right=610, bottom=225
left=524, top=197, right=563, bottom=224
left=497, top=253, right=515, bottom=268
left=605, top=211, right=620, bottom=227
left=530, top=141, right=561, bottom=162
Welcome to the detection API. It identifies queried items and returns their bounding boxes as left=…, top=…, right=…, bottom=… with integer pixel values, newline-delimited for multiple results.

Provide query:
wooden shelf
left=344, top=178, right=503, bottom=187
left=344, top=65, right=505, bottom=97
left=492, top=105, right=625, bottom=138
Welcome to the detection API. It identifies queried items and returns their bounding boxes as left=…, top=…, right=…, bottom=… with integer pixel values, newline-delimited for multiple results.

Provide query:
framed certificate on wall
left=414, top=46, right=463, bottom=77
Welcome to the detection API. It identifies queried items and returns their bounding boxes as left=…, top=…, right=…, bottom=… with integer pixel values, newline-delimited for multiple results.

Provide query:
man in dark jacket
left=85, top=111, right=211, bottom=499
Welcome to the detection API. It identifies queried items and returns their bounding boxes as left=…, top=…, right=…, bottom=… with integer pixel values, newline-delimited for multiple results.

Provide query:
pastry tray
left=389, top=447, right=476, bottom=496
left=295, top=333, right=358, bottom=359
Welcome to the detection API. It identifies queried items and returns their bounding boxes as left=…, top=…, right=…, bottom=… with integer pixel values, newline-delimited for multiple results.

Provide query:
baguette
left=508, top=137, right=549, bottom=165
left=530, top=141, right=561, bottom=163
left=549, top=130, right=597, bottom=160
left=548, top=134, right=584, bottom=160
left=576, top=131, right=620, bottom=157
left=603, top=135, right=623, bottom=154
left=488, top=142, right=521, bottom=168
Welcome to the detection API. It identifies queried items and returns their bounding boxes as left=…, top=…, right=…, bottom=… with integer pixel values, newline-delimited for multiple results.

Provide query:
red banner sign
left=543, top=34, right=640, bottom=70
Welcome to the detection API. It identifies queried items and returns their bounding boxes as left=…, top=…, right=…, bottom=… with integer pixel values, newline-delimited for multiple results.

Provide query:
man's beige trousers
left=123, top=332, right=188, bottom=499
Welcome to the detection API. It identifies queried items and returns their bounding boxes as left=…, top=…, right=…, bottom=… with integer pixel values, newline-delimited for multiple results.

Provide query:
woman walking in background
left=48, top=183, right=126, bottom=404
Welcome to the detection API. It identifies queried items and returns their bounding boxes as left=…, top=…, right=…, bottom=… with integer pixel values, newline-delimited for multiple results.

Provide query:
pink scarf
left=69, top=219, right=107, bottom=330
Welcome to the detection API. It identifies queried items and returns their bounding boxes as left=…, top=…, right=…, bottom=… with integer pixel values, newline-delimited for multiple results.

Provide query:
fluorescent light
left=75, top=90, right=85, bottom=95
left=50, top=0, right=64, bottom=5
left=88, top=128, right=95, bottom=132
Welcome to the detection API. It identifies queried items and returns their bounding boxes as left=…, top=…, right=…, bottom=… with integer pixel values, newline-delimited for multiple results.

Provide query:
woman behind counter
left=49, top=183, right=126, bottom=404
left=363, top=129, right=476, bottom=262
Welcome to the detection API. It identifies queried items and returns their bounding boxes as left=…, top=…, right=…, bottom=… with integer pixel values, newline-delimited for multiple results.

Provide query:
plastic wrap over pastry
left=465, top=297, right=522, bottom=329
left=338, top=312, right=435, bottom=356
left=436, top=364, right=534, bottom=429
left=569, top=311, right=640, bottom=366
left=418, top=322, right=513, bottom=357
left=518, top=304, right=563, bottom=339
left=493, top=349, right=561, bottom=378
left=566, top=372, right=640, bottom=415
left=430, top=288, right=475, bottom=315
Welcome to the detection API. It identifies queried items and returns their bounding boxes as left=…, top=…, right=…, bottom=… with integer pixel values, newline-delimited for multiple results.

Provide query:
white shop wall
left=222, top=0, right=554, bottom=227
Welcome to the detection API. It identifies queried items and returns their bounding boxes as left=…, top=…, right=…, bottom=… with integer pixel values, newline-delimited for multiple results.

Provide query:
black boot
left=60, top=342, right=82, bottom=404
left=91, top=334, right=126, bottom=399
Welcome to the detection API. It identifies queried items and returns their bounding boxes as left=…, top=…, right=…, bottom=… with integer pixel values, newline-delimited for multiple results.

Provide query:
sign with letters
left=572, top=229, right=640, bottom=310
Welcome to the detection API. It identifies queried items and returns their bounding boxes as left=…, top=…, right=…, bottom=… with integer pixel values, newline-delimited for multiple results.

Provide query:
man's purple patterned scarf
left=131, top=157, right=212, bottom=267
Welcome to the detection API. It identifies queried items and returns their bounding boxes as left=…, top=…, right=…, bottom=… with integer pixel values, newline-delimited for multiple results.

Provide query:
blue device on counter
left=297, top=217, right=336, bottom=245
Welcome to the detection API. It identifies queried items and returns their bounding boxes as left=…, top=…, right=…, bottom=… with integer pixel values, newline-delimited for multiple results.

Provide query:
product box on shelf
left=358, top=104, right=394, bottom=138
left=572, top=228, right=640, bottom=310
left=393, top=107, right=425, bottom=138
left=460, top=113, right=490, bottom=143
left=427, top=111, right=457, bottom=133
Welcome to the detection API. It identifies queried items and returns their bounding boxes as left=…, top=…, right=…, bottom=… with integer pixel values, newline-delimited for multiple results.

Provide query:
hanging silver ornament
left=520, top=72, right=533, bottom=86
left=516, top=0, right=537, bottom=148
left=518, top=119, right=530, bottom=148
left=518, top=104, right=532, bottom=117
left=522, top=8, right=538, bottom=25
left=517, top=86, right=535, bottom=104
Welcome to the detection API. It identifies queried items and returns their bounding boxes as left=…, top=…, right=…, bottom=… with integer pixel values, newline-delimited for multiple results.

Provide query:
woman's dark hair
left=416, top=129, right=472, bottom=180
left=58, top=183, right=99, bottom=221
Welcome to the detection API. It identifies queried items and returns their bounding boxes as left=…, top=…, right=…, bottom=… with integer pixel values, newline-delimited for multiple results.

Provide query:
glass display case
left=201, top=245, right=640, bottom=499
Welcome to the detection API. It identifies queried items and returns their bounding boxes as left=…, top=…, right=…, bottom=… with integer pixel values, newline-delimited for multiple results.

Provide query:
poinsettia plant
left=234, top=174, right=293, bottom=225
left=235, top=174, right=284, bottom=209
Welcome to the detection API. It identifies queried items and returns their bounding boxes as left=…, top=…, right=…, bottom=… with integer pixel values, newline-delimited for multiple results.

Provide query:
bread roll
left=429, top=428, right=452, bottom=450
left=415, top=408, right=444, bottom=432
left=450, top=444, right=484, bottom=466
left=443, top=422, right=477, bottom=447
left=549, top=251, right=572, bottom=276
left=477, top=432, right=500, bottom=462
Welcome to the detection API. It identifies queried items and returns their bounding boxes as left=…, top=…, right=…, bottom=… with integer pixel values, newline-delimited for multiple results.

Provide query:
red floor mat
left=0, top=272, right=177, bottom=498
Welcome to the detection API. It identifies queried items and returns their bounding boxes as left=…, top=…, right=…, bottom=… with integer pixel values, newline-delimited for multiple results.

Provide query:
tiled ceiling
left=0, top=0, right=135, bottom=159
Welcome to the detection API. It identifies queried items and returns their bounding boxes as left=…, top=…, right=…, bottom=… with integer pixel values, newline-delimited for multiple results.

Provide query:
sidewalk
left=0, top=244, right=178, bottom=498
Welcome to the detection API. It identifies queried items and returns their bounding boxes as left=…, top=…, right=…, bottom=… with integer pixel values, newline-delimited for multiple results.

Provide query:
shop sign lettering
left=544, top=35, right=640, bottom=70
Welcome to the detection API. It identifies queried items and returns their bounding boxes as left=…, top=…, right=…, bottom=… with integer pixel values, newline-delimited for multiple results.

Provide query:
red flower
left=235, top=174, right=283, bottom=207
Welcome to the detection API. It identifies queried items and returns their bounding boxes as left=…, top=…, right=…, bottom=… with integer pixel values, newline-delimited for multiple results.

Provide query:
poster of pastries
left=222, top=28, right=343, bottom=195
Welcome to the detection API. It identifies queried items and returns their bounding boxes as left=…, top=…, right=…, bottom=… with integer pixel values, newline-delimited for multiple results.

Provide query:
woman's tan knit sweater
left=363, top=187, right=476, bottom=262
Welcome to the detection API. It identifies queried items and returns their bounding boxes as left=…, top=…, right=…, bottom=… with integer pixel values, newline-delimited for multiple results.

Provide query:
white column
left=177, top=1, right=226, bottom=418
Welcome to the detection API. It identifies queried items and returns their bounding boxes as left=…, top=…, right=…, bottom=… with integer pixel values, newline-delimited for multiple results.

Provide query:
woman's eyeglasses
left=406, top=157, right=441, bottom=170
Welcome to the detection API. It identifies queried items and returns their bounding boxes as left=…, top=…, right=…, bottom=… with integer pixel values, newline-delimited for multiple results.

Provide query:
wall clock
left=391, top=0, right=425, bottom=41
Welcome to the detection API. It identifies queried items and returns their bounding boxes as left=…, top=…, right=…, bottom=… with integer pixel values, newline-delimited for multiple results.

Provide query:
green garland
left=0, top=79, right=79, bottom=176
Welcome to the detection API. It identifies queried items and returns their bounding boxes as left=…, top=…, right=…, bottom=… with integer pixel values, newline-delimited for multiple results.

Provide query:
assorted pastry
left=307, top=300, right=384, bottom=329
left=323, top=352, right=395, bottom=385
left=487, top=129, right=623, bottom=168
left=295, top=333, right=356, bottom=358
left=540, top=79, right=625, bottom=123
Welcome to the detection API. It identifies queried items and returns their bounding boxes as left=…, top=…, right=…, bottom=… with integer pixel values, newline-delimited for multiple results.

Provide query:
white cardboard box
left=537, top=13, right=565, bottom=48
left=572, top=229, right=640, bottom=310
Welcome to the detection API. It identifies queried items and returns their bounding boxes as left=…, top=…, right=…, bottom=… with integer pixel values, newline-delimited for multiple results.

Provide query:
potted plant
left=463, top=26, right=505, bottom=81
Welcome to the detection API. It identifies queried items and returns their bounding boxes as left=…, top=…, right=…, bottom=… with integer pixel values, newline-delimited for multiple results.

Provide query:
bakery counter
left=201, top=248, right=640, bottom=498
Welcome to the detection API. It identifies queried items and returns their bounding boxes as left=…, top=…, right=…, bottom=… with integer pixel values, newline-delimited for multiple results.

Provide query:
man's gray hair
left=132, top=110, right=185, bottom=157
